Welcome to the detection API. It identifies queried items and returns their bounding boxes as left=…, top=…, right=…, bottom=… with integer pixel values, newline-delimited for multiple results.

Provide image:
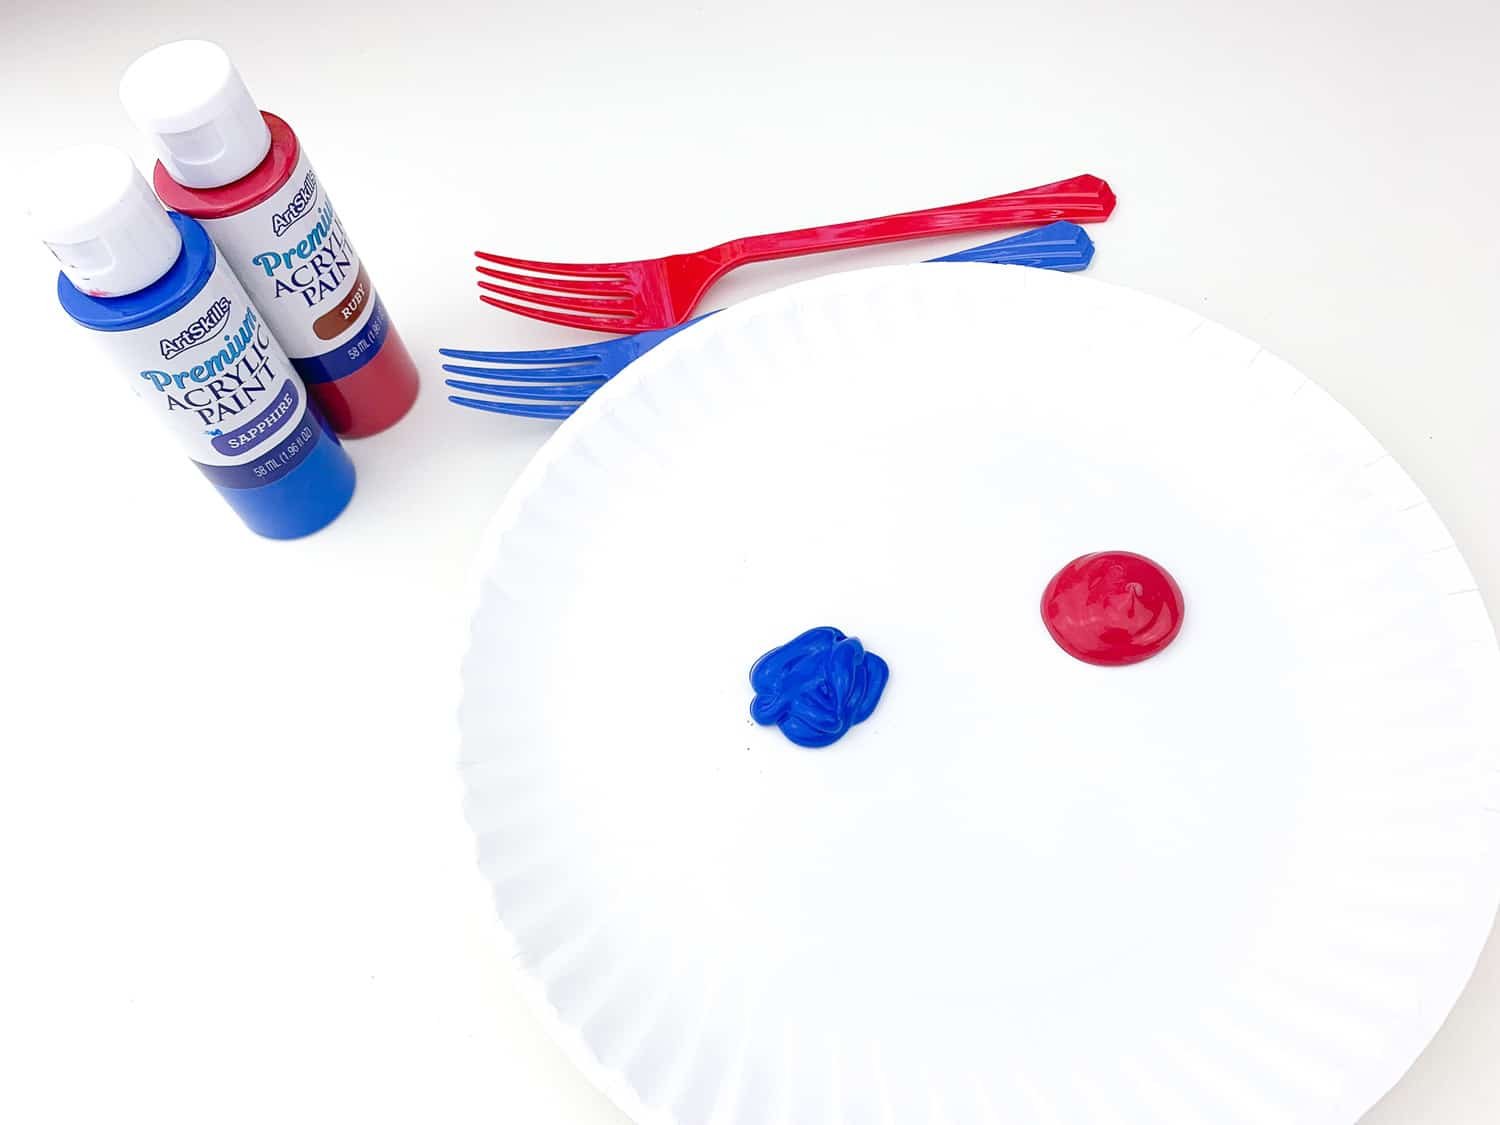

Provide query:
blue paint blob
left=749, top=627, right=889, bottom=749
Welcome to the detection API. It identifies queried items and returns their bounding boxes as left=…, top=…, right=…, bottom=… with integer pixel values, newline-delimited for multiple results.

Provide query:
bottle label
left=99, top=258, right=323, bottom=489
left=199, top=149, right=390, bottom=385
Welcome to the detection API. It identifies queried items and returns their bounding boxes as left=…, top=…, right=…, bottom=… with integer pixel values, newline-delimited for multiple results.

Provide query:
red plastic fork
left=475, top=173, right=1115, bottom=331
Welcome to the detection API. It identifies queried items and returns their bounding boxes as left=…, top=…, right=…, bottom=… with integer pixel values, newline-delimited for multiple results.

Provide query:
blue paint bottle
left=30, top=144, right=355, bottom=539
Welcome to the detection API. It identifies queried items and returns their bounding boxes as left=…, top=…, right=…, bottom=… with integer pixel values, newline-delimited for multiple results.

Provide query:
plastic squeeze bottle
left=31, top=145, right=356, bottom=538
left=120, top=40, right=420, bottom=438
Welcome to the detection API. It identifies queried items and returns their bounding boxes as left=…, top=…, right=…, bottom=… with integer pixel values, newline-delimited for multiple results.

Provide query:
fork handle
left=713, top=174, right=1115, bottom=266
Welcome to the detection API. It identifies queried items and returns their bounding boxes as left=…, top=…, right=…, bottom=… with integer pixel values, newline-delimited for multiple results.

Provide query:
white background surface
left=0, top=1, right=1495, bottom=1122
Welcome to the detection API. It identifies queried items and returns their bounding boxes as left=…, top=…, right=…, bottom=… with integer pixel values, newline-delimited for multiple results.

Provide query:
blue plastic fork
left=442, top=221, right=1096, bottom=421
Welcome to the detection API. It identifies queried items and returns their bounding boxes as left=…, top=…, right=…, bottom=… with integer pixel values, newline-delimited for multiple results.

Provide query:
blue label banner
left=210, top=380, right=301, bottom=458
left=195, top=405, right=327, bottom=490
left=293, top=294, right=391, bottom=384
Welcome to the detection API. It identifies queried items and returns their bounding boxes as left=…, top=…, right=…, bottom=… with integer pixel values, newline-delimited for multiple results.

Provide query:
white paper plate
left=460, top=264, right=1500, bottom=1125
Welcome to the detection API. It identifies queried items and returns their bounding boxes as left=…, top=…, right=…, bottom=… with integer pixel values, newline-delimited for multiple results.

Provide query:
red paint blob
left=1040, top=551, right=1185, bottom=666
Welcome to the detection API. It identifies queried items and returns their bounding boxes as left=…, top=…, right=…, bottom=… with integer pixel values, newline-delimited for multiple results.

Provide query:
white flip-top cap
left=119, top=40, right=272, bottom=189
left=29, top=144, right=184, bottom=297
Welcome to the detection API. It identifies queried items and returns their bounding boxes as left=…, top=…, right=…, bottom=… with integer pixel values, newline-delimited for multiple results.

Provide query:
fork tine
left=443, top=361, right=606, bottom=385
left=476, top=264, right=634, bottom=297
left=439, top=344, right=606, bottom=364
left=479, top=293, right=638, bottom=332
left=474, top=251, right=629, bottom=280
left=449, top=394, right=578, bottom=420
left=441, top=361, right=608, bottom=384
left=444, top=378, right=601, bottom=402
left=477, top=279, right=637, bottom=316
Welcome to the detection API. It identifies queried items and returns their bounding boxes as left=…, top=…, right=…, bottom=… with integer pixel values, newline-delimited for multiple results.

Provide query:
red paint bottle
left=120, top=41, right=419, bottom=438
